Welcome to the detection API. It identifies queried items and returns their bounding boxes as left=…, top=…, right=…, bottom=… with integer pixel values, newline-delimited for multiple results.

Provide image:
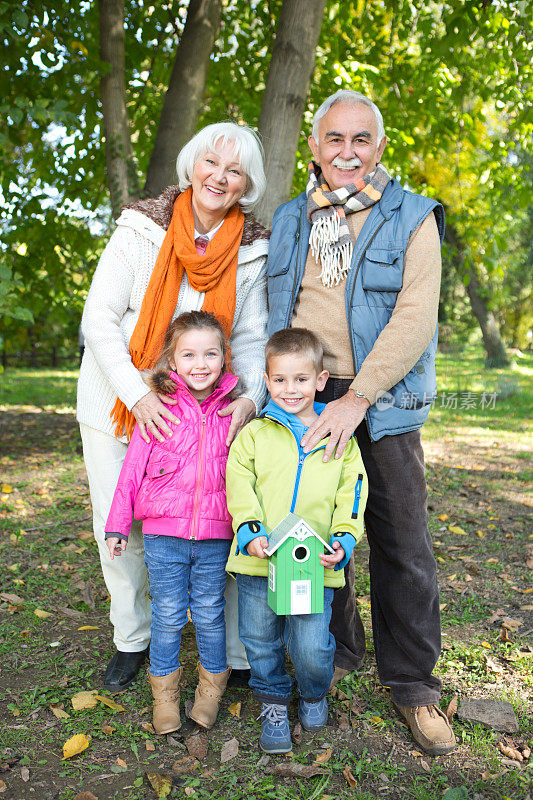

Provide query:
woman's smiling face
left=191, top=138, right=247, bottom=229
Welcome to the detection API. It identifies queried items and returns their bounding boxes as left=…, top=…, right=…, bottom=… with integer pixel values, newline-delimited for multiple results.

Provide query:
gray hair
left=312, top=90, right=386, bottom=144
left=176, top=122, right=266, bottom=213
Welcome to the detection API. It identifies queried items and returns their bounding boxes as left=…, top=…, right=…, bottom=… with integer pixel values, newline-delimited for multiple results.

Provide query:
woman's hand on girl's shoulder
left=218, top=396, right=256, bottom=447
left=132, top=390, right=180, bottom=443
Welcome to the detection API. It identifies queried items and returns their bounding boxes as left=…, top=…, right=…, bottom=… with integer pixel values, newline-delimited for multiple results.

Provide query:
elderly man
left=265, top=90, right=455, bottom=756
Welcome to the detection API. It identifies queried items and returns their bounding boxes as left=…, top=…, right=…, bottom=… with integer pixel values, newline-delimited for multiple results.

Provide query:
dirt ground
left=0, top=407, right=531, bottom=800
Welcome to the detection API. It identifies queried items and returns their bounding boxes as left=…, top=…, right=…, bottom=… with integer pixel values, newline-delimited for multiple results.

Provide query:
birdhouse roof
left=264, top=513, right=334, bottom=557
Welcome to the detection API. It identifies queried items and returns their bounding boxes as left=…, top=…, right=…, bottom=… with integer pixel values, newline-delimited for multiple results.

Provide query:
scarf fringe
left=306, top=162, right=390, bottom=286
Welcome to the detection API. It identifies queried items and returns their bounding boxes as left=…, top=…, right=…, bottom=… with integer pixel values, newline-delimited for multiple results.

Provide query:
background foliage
left=1, top=0, right=531, bottom=365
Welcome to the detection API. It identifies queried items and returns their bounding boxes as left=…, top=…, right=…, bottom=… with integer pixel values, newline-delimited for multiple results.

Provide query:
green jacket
left=225, top=401, right=368, bottom=588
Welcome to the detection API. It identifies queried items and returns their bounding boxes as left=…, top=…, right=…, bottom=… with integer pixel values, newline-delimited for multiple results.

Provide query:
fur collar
left=123, top=186, right=269, bottom=246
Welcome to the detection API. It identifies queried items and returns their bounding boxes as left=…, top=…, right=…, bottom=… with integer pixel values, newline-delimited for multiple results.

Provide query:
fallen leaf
left=34, top=608, right=53, bottom=619
left=272, top=763, right=325, bottom=778
left=343, top=765, right=357, bottom=787
left=449, top=525, right=468, bottom=536
left=481, top=642, right=492, bottom=649
left=141, top=722, right=155, bottom=734
left=21, top=767, right=29, bottom=782
left=146, top=741, right=155, bottom=751
left=116, top=757, right=127, bottom=768
left=1, top=485, right=12, bottom=493
left=486, top=558, right=499, bottom=564
left=228, top=701, right=241, bottom=718
left=446, top=694, right=458, bottom=722
left=498, top=741, right=523, bottom=762
left=520, top=604, right=533, bottom=611
left=439, top=603, right=447, bottom=611
left=292, top=721, right=303, bottom=743
left=501, top=617, right=523, bottom=629
left=73, top=792, right=99, bottom=800
left=94, top=695, right=126, bottom=711
left=186, top=730, right=208, bottom=760
left=71, top=690, right=98, bottom=710
left=336, top=711, right=350, bottom=731
left=62, top=733, right=91, bottom=759
left=0, top=779, right=5, bottom=793
left=185, top=789, right=195, bottom=797
left=487, top=608, right=505, bottom=624
left=172, top=756, right=199, bottom=775
left=411, top=750, right=423, bottom=757
left=146, top=772, right=172, bottom=798
left=438, top=514, right=449, bottom=521
left=485, top=657, right=504, bottom=675
left=420, top=759, right=431, bottom=772
left=50, top=703, right=70, bottom=719
left=314, top=748, right=332, bottom=764
left=499, top=627, right=510, bottom=642
left=78, top=625, right=100, bottom=631
left=101, top=724, right=115, bottom=734
left=0, top=592, right=24, bottom=605
left=220, top=737, right=239, bottom=764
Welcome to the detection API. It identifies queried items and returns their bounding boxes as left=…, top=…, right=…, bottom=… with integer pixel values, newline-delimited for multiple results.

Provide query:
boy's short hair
left=265, top=328, right=324, bottom=373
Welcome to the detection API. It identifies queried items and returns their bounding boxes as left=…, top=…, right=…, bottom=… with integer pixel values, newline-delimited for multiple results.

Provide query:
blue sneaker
left=298, top=697, right=328, bottom=731
left=258, top=703, right=292, bottom=753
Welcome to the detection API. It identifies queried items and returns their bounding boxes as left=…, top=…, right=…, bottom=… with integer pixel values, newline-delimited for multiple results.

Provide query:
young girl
left=105, top=311, right=238, bottom=735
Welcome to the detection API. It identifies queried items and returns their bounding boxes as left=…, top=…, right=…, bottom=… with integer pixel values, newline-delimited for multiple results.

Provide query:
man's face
left=308, top=102, right=387, bottom=191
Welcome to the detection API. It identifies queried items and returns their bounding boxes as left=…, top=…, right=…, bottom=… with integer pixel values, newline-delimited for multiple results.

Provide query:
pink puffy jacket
left=105, top=371, right=239, bottom=540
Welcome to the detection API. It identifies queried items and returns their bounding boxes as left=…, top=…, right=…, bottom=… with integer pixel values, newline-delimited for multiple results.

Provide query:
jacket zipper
left=347, top=218, right=387, bottom=375
left=289, top=444, right=326, bottom=513
left=285, top=221, right=301, bottom=327
left=264, top=414, right=326, bottom=513
left=190, top=413, right=207, bottom=540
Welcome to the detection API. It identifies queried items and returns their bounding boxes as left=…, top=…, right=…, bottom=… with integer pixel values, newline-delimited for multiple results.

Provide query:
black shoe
left=103, top=647, right=149, bottom=692
left=226, top=668, right=251, bottom=688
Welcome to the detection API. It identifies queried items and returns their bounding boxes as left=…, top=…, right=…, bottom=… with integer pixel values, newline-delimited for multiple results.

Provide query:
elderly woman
left=77, top=122, right=268, bottom=692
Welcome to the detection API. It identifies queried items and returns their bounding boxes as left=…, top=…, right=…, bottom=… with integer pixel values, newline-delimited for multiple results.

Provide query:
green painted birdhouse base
left=264, top=513, right=334, bottom=616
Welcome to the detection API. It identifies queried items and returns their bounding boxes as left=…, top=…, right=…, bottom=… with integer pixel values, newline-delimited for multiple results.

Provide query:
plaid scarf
left=306, top=161, right=390, bottom=287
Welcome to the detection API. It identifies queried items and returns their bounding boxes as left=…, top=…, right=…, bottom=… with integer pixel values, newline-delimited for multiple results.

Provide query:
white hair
left=312, top=90, right=386, bottom=144
left=176, top=122, right=266, bottom=213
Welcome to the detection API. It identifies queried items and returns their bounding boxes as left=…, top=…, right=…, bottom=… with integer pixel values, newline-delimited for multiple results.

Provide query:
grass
left=0, top=343, right=532, bottom=799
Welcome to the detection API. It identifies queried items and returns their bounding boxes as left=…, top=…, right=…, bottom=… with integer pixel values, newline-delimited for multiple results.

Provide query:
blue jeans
left=236, top=574, right=335, bottom=704
left=144, top=535, right=231, bottom=677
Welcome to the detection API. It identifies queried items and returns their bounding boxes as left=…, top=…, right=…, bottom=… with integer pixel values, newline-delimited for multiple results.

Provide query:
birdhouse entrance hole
left=292, top=544, right=310, bottom=563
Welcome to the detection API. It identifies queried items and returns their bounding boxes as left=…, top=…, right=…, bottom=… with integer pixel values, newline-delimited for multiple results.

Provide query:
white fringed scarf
left=306, top=161, right=390, bottom=287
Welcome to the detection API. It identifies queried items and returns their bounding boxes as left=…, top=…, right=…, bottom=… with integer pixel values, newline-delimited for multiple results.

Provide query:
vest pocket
left=362, top=248, right=404, bottom=292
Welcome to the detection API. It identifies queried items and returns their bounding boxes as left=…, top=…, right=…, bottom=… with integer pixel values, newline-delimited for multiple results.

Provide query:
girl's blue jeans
left=143, top=534, right=231, bottom=677
left=236, top=574, right=335, bottom=703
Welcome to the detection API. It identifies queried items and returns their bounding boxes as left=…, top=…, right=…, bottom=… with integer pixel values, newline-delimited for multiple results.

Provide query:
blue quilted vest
left=266, top=179, right=445, bottom=442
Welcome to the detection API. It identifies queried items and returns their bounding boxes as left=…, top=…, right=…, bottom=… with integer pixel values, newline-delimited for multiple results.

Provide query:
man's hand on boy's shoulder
left=320, top=540, right=345, bottom=569
left=246, top=536, right=269, bottom=558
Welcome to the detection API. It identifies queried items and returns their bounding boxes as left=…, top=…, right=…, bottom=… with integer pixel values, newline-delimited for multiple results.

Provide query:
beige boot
left=189, top=663, right=231, bottom=729
left=149, top=667, right=182, bottom=734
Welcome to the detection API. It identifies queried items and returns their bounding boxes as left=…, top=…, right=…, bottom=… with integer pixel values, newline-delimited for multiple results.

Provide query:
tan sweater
left=292, top=209, right=441, bottom=405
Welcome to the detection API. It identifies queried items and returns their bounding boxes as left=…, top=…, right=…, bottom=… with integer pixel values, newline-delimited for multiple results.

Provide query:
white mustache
left=332, top=157, right=362, bottom=169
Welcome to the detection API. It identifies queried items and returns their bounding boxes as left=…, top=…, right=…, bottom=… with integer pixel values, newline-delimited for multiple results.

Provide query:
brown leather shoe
left=395, top=704, right=456, bottom=755
left=189, top=663, right=231, bottom=729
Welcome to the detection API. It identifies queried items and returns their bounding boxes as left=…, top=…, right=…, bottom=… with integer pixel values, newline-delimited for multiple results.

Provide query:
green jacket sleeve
left=330, top=437, right=368, bottom=543
left=226, top=422, right=265, bottom=534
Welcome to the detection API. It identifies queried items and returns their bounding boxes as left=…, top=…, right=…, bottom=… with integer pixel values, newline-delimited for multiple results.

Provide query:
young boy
left=226, top=328, right=368, bottom=753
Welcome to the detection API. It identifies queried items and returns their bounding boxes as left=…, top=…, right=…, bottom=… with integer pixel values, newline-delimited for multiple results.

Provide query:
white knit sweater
left=77, top=209, right=269, bottom=440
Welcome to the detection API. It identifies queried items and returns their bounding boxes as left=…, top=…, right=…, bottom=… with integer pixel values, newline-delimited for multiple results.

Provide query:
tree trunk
left=98, top=0, right=139, bottom=218
left=144, top=0, right=223, bottom=198
left=445, top=222, right=510, bottom=368
left=256, top=0, right=327, bottom=227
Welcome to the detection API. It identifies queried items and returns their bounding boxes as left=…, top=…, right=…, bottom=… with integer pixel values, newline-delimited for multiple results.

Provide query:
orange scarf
left=111, top=187, right=244, bottom=439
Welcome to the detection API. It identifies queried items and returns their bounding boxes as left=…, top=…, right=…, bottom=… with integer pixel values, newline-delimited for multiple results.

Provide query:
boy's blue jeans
left=236, top=574, right=335, bottom=704
left=143, top=534, right=231, bottom=677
